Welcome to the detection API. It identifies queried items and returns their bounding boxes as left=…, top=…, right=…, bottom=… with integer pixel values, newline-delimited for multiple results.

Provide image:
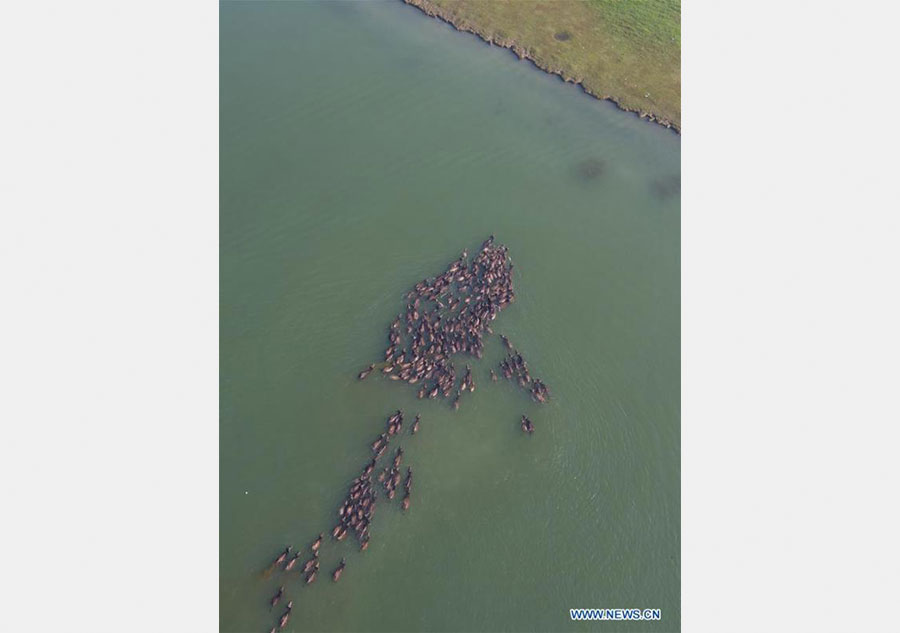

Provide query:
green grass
left=406, top=0, right=680, bottom=129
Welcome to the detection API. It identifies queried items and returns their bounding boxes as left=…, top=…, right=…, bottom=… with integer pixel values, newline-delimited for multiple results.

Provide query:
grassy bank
left=404, top=0, right=680, bottom=130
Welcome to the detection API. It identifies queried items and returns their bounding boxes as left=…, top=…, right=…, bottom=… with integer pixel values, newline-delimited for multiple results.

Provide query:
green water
left=220, top=1, right=680, bottom=631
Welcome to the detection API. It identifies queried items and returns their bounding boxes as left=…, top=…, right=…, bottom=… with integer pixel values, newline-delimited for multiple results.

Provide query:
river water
left=221, top=1, right=680, bottom=631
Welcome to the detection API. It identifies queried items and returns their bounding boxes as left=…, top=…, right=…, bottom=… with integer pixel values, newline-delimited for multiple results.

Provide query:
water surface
left=221, top=1, right=680, bottom=631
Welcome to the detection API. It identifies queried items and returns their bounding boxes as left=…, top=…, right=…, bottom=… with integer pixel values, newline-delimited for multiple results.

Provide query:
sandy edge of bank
left=403, top=0, right=680, bottom=134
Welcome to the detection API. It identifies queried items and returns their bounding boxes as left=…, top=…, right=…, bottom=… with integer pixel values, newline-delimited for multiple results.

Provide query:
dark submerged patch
left=575, top=158, right=606, bottom=182
left=651, top=174, right=681, bottom=199
left=554, top=31, right=572, bottom=41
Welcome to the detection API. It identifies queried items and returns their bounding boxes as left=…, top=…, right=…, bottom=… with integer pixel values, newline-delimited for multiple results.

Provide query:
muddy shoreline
left=403, top=0, right=680, bottom=134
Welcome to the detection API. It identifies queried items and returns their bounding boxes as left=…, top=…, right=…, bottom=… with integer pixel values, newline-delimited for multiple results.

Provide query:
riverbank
left=403, top=0, right=681, bottom=132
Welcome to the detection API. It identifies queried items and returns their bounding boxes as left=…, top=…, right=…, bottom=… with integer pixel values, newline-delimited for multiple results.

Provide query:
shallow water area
left=221, top=1, right=680, bottom=631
